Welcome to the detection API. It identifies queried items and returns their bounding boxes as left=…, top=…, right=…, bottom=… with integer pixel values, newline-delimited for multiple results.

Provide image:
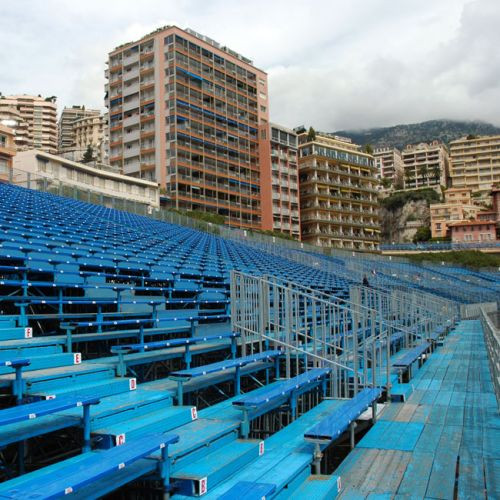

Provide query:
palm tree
left=419, top=165, right=429, bottom=187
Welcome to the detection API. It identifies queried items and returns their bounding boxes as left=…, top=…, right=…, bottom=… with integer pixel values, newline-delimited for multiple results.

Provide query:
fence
left=230, top=271, right=454, bottom=398
left=480, top=305, right=500, bottom=410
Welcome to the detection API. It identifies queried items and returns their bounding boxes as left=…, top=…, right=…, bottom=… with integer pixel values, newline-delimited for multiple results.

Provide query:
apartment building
left=0, top=124, right=16, bottom=181
left=73, top=113, right=108, bottom=163
left=268, top=124, right=300, bottom=239
left=449, top=134, right=500, bottom=197
left=14, top=150, right=159, bottom=207
left=0, top=106, right=30, bottom=150
left=373, top=147, right=404, bottom=185
left=0, top=95, right=57, bottom=153
left=58, top=106, right=100, bottom=153
left=105, top=26, right=270, bottom=230
left=430, top=188, right=480, bottom=238
left=297, top=129, right=380, bottom=250
left=402, top=141, right=449, bottom=190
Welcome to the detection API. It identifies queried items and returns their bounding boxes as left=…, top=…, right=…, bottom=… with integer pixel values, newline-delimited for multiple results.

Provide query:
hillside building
left=297, top=129, right=379, bottom=250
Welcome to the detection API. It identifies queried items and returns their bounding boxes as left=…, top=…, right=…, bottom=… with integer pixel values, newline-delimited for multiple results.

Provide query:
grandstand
left=0, top=182, right=498, bottom=499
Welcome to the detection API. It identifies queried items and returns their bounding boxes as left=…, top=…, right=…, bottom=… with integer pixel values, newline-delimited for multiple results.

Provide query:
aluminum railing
left=480, top=305, right=500, bottom=410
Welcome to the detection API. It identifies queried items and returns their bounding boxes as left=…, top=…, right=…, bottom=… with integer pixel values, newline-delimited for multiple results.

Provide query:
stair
left=93, top=405, right=196, bottom=449
left=287, top=474, right=342, bottom=499
left=0, top=326, right=34, bottom=341
left=0, top=352, right=81, bottom=375
left=172, top=439, right=264, bottom=497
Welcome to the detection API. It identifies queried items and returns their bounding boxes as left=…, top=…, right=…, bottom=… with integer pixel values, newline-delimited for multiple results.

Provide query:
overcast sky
left=1, top=0, right=499, bottom=131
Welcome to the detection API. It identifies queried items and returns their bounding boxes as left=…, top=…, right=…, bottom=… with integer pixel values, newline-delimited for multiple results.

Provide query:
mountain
left=333, top=119, right=500, bottom=149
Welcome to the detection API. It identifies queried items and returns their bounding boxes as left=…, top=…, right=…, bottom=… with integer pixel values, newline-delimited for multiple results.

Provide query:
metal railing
left=480, top=305, right=500, bottom=410
left=229, top=271, right=452, bottom=398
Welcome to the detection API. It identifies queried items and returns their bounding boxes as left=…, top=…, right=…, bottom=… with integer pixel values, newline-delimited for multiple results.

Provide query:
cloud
left=1, top=0, right=498, bottom=130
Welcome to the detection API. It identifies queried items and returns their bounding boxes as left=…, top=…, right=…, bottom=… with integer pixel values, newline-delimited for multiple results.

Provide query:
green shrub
left=381, top=188, right=440, bottom=212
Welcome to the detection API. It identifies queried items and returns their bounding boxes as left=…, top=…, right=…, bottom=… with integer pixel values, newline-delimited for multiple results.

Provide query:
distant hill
left=333, top=119, right=500, bottom=149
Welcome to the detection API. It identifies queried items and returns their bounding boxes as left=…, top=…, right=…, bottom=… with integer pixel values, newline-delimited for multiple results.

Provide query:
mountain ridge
left=333, top=119, right=500, bottom=150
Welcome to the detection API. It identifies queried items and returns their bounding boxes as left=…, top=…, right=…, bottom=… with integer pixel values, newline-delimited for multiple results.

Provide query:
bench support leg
left=234, top=366, right=241, bottom=396
left=313, top=443, right=322, bottom=474
left=14, top=367, right=23, bottom=404
left=241, top=409, right=250, bottom=439
left=83, top=404, right=91, bottom=452
left=184, top=345, right=192, bottom=369
left=350, top=421, right=357, bottom=449
left=159, top=445, right=171, bottom=500
left=139, top=325, right=144, bottom=347
left=65, top=327, right=73, bottom=353
left=230, top=337, right=237, bottom=359
left=177, top=382, right=184, bottom=406
left=372, top=401, right=377, bottom=423
left=117, top=352, right=126, bottom=377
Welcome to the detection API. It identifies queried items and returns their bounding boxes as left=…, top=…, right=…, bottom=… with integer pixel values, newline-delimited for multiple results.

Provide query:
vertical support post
left=82, top=404, right=91, bottom=452
left=349, top=421, right=357, bottom=449
left=313, top=442, right=322, bottom=475
left=14, top=366, right=23, bottom=404
left=234, top=365, right=241, bottom=395
left=176, top=381, right=184, bottom=406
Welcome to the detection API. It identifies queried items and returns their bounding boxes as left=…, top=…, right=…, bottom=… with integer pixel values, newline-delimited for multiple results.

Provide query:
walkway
left=335, top=320, right=499, bottom=499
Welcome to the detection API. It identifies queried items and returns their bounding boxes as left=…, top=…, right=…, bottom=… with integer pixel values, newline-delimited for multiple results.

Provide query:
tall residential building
left=0, top=124, right=16, bottom=180
left=297, top=129, right=380, bottom=250
left=449, top=134, right=500, bottom=197
left=268, top=124, right=300, bottom=239
left=0, top=95, right=57, bottom=153
left=402, top=141, right=449, bottom=190
left=105, top=26, right=270, bottom=230
left=58, top=106, right=100, bottom=153
left=373, top=147, right=403, bottom=186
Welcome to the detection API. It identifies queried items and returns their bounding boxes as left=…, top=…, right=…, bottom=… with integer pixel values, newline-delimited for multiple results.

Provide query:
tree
left=364, top=144, right=373, bottom=155
left=381, top=177, right=392, bottom=188
left=307, top=127, right=316, bottom=141
left=419, top=164, right=428, bottom=186
left=404, top=168, right=414, bottom=188
left=413, top=226, right=431, bottom=243
left=432, top=165, right=441, bottom=184
left=82, top=145, right=94, bottom=163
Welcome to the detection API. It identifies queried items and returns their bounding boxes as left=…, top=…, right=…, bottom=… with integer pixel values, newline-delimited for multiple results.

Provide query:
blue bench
left=169, top=350, right=282, bottom=404
left=392, top=342, right=431, bottom=382
left=304, top=387, right=382, bottom=462
left=61, top=313, right=229, bottom=351
left=0, top=433, right=179, bottom=499
left=0, top=359, right=30, bottom=403
left=218, top=481, right=276, bottom=500
left=0, top=394, right=100, bottom=452
left=233, top=368, right=331, bottom=437
left=110, top=332, right=240, bottom=376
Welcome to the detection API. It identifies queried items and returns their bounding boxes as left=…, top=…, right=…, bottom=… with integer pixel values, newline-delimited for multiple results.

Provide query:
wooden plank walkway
left=334, top=320, right=499, bottom=499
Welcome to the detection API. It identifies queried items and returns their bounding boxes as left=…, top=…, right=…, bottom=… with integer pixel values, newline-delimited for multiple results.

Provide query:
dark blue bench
left=218, top=481, right=276, bottom=500
left=0, top=394, right=100, bottom=452
left=62, top=313, right=229, bottom=351
left=169, top=350, right=282, bottom=404
left=392, top=342, right=430, bottom=382
left=0, top=433, right=179, bottom=499
left=233, top=368, right=331, bottom=437
left=110, top=332, right=240, bottom=376
left=304, top=387, right=382, bottom=464
left=0, top=359, right=30, bottom=403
